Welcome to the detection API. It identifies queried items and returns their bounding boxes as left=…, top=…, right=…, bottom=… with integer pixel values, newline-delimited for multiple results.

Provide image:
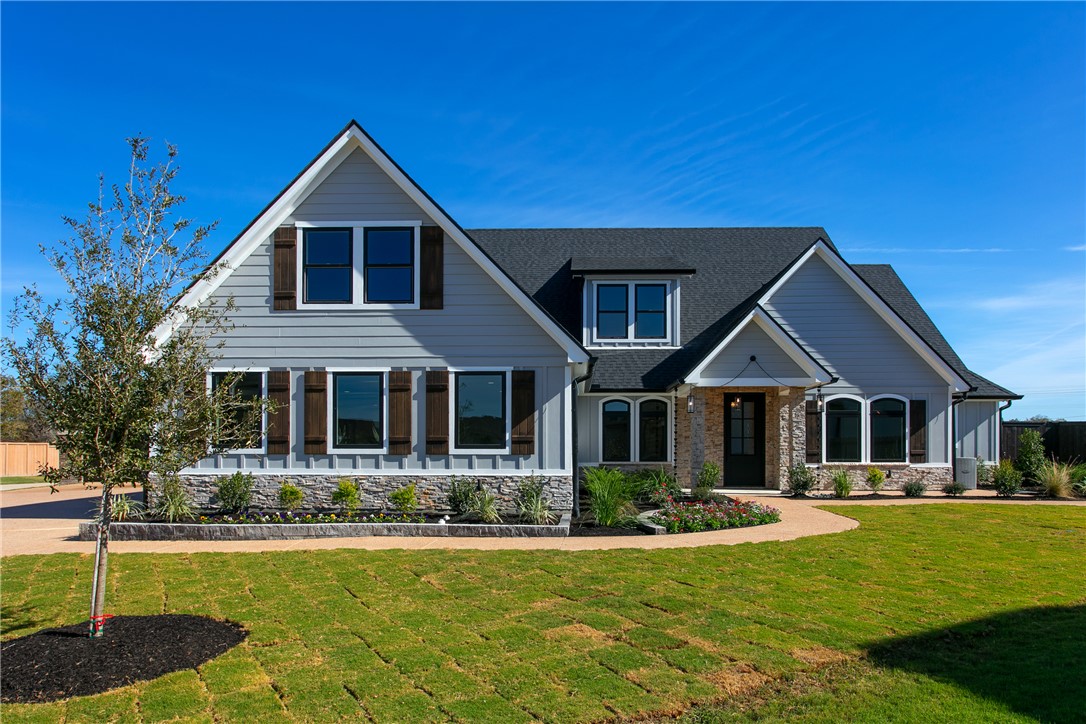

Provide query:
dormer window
left=585, top=279, right=679, bottom=347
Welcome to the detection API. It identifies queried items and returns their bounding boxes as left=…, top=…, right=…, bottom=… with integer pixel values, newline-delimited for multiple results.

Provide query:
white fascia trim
left=695, top=377, right=818, bottom=387
left=685, top=307, right=831, bottom=385
left=759, top=242, right=969, bottom=392
left=179, top=468, right=575, bottom=477
left=343, top=126, right=588, bottom=365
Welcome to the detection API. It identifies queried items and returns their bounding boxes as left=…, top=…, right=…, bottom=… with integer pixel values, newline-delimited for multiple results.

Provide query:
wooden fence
left=0, top=442, right=60, bottom=477
left=1002, top=421, right=1086, bottom=464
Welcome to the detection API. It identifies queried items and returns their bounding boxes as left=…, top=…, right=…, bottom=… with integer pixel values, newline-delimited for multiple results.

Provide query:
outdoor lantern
left=731, top=395, right=741, bottom=408
left=686, top=395, right=695, bottom=414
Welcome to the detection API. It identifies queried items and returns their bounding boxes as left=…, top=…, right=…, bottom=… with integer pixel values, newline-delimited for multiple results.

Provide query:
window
left=638, top=399, right=668, bottom=462
left=870, top=397, right=907, bottom=462
left=455, top=372, right=507, bottom=449
left=596, top=285, right=628, bottom=339
left=364, top=228, right=414, bottom=303
left=826, top=397, right=862, bottom=462
left=602, top=400, right=631, bottom=462
left=635, top=284, right=667, bottom=339
left=332, top=373, right=384, bottom=449
left=303, top=228, right=352, bottom=303
left=210, top=371, right=263, bottom=450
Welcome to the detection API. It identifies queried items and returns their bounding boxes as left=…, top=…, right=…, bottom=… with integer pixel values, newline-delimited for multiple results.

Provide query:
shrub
left=942, top=481, right=966, bottom=497
left=976, top=457, right=992, bottom=486
left=1014, top=429, right=1046, bottom=484
left=787, top=463, right=816, bottom=496
left=831, top=468, right=852, bottom=498
left=215, top=471, right=254, bottom=512
left=583, top=466, right=637, bottom=528
left=902, top=480, right=926, bottom=497
left=642, top=469, right=682, bottom=505
left=992, top=460, right=1023, bottom=497
left=1037, top=460, right=1072, bottom=498
left=278, top=483, right=304, bottom=511
left=515, top=476, right=556, bottom=525
left=466, top=486, right=502, bottom=524
left=1071, top=464, right=1086, bottom=497
left=150, top=477, right=195, bottom=522
left=651, top=498, right=780, bottom=534
left=446, top=477, right=476, bottom=515
left=865, top=467, right=885, bottom=493
left=331, top=478, right=360, bottom=514
left=389, top=484, right=419, bottom=513
left=695, top=461, right=721, bottom=494
left=110, top=493, right=144, bottom=521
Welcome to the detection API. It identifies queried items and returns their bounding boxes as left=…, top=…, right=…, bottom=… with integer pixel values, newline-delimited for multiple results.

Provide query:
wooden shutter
left=805, top=399, right=822, bottom=463
left=426, top=370, right=449, bottom=455
left=420, top=226, right=444, bottom=310
left=511, top=371, right=536, bottom=455
left=909, top=399, right=927, bottom=463
left=267, top=370, right=291, bottom=455
left=273, top=226, right=297, bottom=310
left=389, top=371, right=413, bottom=456
left=303, top=371, right=327, bottom=455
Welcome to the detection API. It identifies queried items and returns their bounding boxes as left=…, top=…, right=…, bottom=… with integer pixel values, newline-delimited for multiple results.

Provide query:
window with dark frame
left=211, top=372, right=263, bottom=450
left=364, top=227, right=414, bottom=303
left=596, top=284, right=629, bottom=339
left=455, top=372, right=506, bottom=449
left=303, top=228, right=352, bottom=303
left=333, top=373, right=384, bottom=449
left=634, top=284, right=667, bottom=339
left=870, top=398, right=907, bottom=462
left=602, top=400, right=632, bottom=461
left=638, top=400, right=668, bottom=462
left=826, top=398, right=862, bottom=462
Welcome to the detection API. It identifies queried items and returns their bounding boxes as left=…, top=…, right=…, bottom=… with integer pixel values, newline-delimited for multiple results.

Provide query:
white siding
left=699, top=323, right=807, bottom=382
left=956, top=400, right=1000, bottom=462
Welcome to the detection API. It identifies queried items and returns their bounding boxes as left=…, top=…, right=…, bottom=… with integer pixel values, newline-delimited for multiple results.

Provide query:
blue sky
left=2, top=2, right=1083, bottom=420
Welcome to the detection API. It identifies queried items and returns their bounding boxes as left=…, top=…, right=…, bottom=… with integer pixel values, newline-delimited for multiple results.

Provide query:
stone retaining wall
left=167, top=474, right=573, bottom=513
left=809, top=464, right=954, bottom=491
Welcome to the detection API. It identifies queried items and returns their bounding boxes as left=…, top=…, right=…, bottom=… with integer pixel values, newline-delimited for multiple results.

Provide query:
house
left=168, top=121, right=1020, bottom=510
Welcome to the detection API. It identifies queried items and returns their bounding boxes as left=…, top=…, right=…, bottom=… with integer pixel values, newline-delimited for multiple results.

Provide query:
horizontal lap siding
left=293, top=148, right=436, bottom=224
left=700, top=324, right=807, bottom=381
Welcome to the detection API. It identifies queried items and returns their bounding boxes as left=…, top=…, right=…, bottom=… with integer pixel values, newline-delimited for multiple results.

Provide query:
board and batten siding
left=698, top=324, right=807, bottom=382
left=764, top=254, right=952, bottom=464
left=956, top=400, right=1000, bottom=463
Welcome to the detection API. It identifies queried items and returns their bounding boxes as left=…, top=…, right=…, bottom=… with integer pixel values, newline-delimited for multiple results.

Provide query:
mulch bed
left=1, top=614, right=247, bottom=703
left=569, top=521, right=648, bottom=537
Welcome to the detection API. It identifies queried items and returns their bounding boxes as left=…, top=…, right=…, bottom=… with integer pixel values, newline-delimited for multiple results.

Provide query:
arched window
left=638, top=399, right=668, bottom=462
left=870, top=397, right=907, bottom=462
left=601, top=400, right=631, bottom=462
left=826, top=397, right=862, bottom=462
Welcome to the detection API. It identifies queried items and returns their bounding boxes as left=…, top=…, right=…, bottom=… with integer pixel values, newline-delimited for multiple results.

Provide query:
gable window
left=303, top=228, right=353, bottom=303
left=635, top=284, right=667, bottom=339
left=210, top=371, right=264, bottom=451
left=364, top=228, right=414, bottom=303
left=332, top=372, right=384, bottom=449
left=870, top=397, right=907, bottom=462
left=455, top=372, right=507, bottom=449
left=596, top=285, right=629, bottom=339
left=825, top=397, right=862, bottom=462
left=638, top=399, right=668, bottom=462
left=602, top=400, right=632, bottom=462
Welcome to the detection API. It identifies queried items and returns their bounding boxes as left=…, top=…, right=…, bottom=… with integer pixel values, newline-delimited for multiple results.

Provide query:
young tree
left=1, top=374, right=54, bottom=442
left=3, top=137, right=265, bottom=636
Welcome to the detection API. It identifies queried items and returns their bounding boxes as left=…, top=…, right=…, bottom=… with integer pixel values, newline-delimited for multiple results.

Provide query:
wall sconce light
left=686, top=395, right=695, bottom=414
left=731, top=395, right=742, bottom=408
left=816, top=391, right=824, bottom=412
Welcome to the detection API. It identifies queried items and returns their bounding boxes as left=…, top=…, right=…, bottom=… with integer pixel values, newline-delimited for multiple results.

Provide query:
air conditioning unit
left=955, top=457, right=977, bottom=489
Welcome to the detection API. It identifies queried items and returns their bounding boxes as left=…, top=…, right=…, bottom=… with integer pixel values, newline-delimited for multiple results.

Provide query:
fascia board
left=759, top=241, right=970, bottom=391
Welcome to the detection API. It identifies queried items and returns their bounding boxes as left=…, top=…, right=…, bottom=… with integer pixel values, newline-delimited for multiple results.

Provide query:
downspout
left=997, top=399, right=1014, bottom=462
left=570, top=363, right=596, bottom=518
left=950, top=390, right=972, bottom=480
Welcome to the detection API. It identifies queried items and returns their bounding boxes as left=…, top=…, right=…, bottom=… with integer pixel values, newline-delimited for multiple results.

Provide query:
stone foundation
left=809, top=464, right=954, bottom=491
left=168, top=473, right=573, bottom=513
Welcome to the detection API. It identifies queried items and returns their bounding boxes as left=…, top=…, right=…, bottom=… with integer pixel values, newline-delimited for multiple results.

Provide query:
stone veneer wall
left=171, top=474, right=574, bottom=513
left=809, top=464, right=953, bottom=491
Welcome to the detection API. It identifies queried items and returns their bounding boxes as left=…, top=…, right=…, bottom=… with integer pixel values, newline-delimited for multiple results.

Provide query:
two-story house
left=166, top=121, right=1019, bottom=510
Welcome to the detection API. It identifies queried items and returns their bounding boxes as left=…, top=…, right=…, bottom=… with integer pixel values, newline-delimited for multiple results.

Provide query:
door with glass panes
left=724, top=393, right=765, bottom=486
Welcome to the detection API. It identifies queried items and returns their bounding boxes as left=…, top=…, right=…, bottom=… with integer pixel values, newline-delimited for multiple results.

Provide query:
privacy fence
left=0, top=442, right=60, bottom=477
left=1001, top=421, right=1086, bottom=464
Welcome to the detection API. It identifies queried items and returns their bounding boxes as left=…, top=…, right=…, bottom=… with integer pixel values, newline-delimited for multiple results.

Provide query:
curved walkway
left=2, top=484, right=1081, bottom=556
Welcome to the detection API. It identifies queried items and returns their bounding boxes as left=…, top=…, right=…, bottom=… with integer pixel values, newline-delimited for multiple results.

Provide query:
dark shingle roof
left=570, top=256, right=696, bottom=275
left=466, top=228, right=1018, bottom=398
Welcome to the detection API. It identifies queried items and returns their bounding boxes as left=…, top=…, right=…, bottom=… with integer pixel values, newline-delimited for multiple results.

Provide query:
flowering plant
left=195, top=510, right=425, bottom=525
left=650, top=496, right=780, bottom=534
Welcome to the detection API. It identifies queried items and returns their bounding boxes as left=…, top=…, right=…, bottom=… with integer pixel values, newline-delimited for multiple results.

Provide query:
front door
left=725, top=393, right=765, bottom=487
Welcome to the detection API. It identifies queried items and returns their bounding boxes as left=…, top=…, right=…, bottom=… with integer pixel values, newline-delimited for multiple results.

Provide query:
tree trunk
left=89, top=486, right=113, bottom=637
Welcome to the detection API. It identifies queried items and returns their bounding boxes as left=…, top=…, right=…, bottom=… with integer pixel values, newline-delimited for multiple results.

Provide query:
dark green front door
left=725, top=393, right=765, bottom=487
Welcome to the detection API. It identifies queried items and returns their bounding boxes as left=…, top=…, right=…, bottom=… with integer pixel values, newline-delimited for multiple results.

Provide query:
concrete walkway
left=1, top=484, right=1080, bottom=557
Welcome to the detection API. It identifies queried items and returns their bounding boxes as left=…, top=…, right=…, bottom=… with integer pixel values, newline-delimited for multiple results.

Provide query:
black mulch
left=1, top=614, right=247, bottom=704
left=568, top=521, right=648, bottom=537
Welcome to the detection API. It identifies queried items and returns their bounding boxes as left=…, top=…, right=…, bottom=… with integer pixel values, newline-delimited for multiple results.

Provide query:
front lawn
left=2, top=505, right=1083, bottom=722
left=0, top=476, right=45, bottom=485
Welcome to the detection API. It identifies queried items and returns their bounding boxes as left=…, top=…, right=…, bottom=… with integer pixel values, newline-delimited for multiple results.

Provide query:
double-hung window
left=364, top=228, right=414, bottom=303
left=870, top=397, right=907, bottom=463
left=823, top=395, right=910, bottom=463
left=600, top=397, right=671, bottom=463
left=634, top=284, right=667, bottom=339
left=332, top=372, right=384, bottom=450
left=297, top=223, right=420, bottom=308
left=589, top=281, right=675, bottom=345
left=825, top=398, right=862, bottom=462
left=303, top=229, right=352, bottom=304
left=454, top=372, right=507, bottom=450
left=596, top=285, right=629, bottom=339
left=210, top=371, right=264, bottom=451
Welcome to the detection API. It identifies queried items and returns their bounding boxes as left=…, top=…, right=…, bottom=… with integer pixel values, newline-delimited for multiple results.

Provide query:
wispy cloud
left=1065, top=245, right=1086, bottom=252
left=966, top=279, right=1084, bottom=312
left=846, top=247, right=1013, bottom=254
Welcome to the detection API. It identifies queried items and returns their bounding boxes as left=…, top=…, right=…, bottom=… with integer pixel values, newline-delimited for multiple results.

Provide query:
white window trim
left=584, top=279, right=679, bottom=348
left=598, top=395, right=673, bottom=464
left=868, top=394, right=910, bottom=464
left=449, top=368, right=512, bottom=455
left=295, top=220, right=421, bottom=310
left=822, top=393, right=912, bottom=464
left=207, top=368, right=268, bottom=455
left=326, top=368, right=389, bottom=454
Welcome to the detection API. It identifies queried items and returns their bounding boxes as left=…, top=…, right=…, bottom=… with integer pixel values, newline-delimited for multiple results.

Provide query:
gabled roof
left=157, top=121, right=589, bottom=364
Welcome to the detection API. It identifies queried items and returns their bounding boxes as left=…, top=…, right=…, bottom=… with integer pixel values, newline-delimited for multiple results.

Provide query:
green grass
left=1, top=505, right=1084, bottom=723
left=0, top=476, right=45, bottom=485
